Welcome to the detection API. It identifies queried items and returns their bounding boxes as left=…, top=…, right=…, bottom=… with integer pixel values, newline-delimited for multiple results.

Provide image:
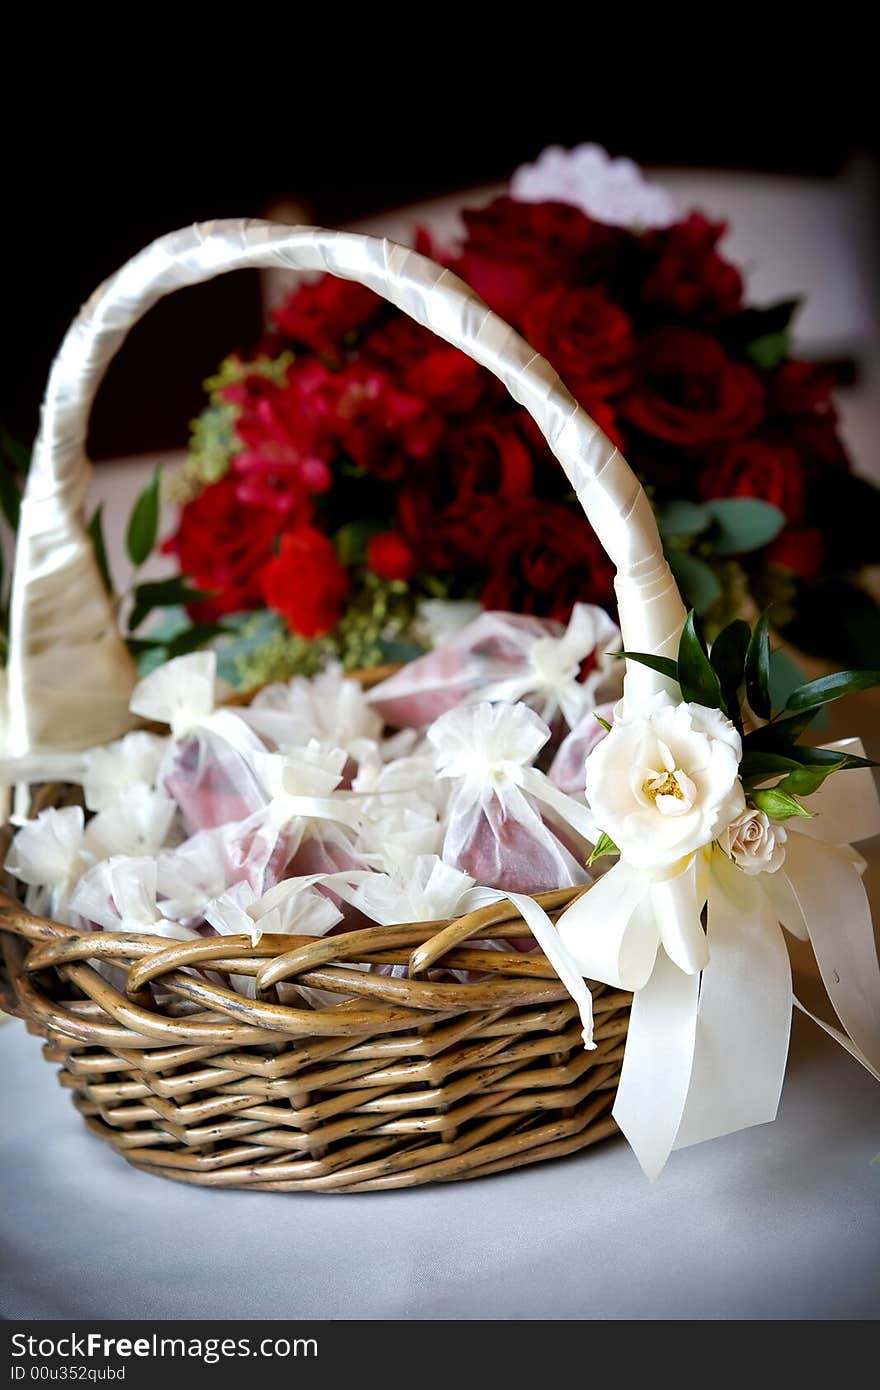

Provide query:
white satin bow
left=556, top=739, right=880, bottom=1178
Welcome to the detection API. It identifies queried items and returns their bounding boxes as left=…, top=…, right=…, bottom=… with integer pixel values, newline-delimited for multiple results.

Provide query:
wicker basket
left=0, top=219, right=687, bottom=1190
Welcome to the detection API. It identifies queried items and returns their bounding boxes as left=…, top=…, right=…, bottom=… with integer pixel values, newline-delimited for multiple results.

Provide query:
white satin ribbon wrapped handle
left=8, top=219, right=686, bottom=757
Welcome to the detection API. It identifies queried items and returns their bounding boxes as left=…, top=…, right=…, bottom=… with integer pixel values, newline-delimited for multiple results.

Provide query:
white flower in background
left=586, top=699, right=745, bottom=872
left=412, top=599, right=482, bottom=649
left=70, top=856, right=194, bottom=939
left=84, top=784, right=177, bottom=860
left=722, top=808, right=787, bottom=876
left=5, top=806, right=93, bottom=920
left=242, top=663, right=382, bottom=758
left=510, top=144, right=677, bottom=229
left=80, top=731, right=168, bottom=812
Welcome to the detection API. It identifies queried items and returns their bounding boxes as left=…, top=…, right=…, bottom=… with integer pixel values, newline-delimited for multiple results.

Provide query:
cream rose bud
left=722, top=808, right=787, bottom=876
left=585, top=699, right=745, bottom=872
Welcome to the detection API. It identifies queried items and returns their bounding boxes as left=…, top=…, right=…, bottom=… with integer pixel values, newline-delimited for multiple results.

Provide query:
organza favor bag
left=427, top=702, right=596, bottom=894
left=129, top=651, right=270, bottom=833
left=368, top=603, right=622, bottom=731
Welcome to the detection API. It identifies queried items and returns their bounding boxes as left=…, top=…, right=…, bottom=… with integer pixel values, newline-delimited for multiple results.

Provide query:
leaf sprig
left=619, top=610, right=879, bottom=819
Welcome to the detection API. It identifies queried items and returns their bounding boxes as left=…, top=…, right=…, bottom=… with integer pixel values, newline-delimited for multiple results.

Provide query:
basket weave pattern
left=0, top=858, right=628, bottom=1191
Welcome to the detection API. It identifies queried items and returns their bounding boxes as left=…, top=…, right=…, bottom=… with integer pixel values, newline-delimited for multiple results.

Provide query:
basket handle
left=7, top=219, right=685, bottom=756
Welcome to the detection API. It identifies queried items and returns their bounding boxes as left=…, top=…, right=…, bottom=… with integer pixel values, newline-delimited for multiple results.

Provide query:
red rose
left=623, top=328, right=765, bottom=445
left=640, top=213, right=743, bottom=321
left=479, top=499, right=616, bottom=620
left=327, top=363, right=442, bottom=480
left=363, top=316, right=497, bottom=414
left=366, top=531, right=416, bottom=582
left=397, top=417, right=534, bottom=571
left=453, top=197, right=625, bottom=323
left=163, top=476, right=278, bottom=621
left=262, top=526, right=351, bottom=637
left=273, top=275, right=382, bottom=357
left=521, top=284, right=634, bottom=401
left=767, top=525, right=826, bottom=578
left=768, top=361, right=849, bottom=468
left=698, top=438, right=807, bottom=522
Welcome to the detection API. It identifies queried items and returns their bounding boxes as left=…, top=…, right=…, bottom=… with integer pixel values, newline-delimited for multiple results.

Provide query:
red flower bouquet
left=149, top=151, right=879, bottom=686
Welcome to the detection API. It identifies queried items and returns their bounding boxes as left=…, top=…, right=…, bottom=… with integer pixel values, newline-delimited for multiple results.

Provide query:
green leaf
left=743, top=708, right=819, bottom=750
left=593, top=713, right=612, bottom=733
left=656, top=500, right=711, bottom=538
left=768, top=647, right=808, bottom=713
left=777, top=764, right=846, bottom=797
left=706, top=499, right=786, bottom=556
left=746, top=331, right=790, bottom=369
left=785, top=668, right=880, bottom=712
left=751, top=787, right=813, bottom=820
left=797, top=746, right=878, bottom=771
left=0, top=462, right=21, bottom=532
left=126, top=470, right=160, bottom=567
left=745, top=611, right=772, bottom=720
left=740, top=750, right=805, bottom=784
left=87, top=504, right=113, bottom=596
left=709, top=619, right=750, bottom=718
left=166, top=623, right=226, bottom=658
left=617, top=651, right=680, bottom=685
left=588, top=831, right=619, bottom=867
left=677, top=611, right=722, bottom=709
left=128, top=577, right=215, bottom=632
left=667, top=550, right=723, bottom=616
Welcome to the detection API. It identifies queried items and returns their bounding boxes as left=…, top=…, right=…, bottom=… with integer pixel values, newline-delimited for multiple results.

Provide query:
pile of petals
left=4, top=604, right=622, bottom=1005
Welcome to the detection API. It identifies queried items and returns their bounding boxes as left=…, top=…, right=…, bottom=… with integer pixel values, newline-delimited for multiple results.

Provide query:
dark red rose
left=362, top=315, right=497, bottom=414
left=767, top=525, right=826, bottom=578
left=261, top=526, right=351, bottom=637
left=163, top=476, right=278, bottom=621
left=522, top=284, right=634, bottom=400
left=640, top=213, right=743, bottom=321
left=479, top=499, right=616, bottom=620
left=366, top=531, right=417, bottom=582
left=453, top=197, right=626, bottom=323
left=397, top=417, right=534, bottom=571
left=226, top=360, right=335, bottom=515
left=698, top=438, right=807, bottom=522
left=623, top=328, right=765, bottom=445
left=769, top=360, right=838, bottom=417
left=768, top=361, right=850, bottom=468
left=273, top=275, right=382, bottom=357
left=327, top=363, right=442, bottom=480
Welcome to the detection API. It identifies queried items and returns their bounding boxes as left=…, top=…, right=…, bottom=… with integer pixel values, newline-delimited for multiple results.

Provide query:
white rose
left=585, top=699, right=745, bottom=871
left=722, top=808, right=787, bottom=876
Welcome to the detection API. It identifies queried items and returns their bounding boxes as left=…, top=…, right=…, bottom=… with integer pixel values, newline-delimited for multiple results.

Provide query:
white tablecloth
left=1, top=1011, right=878, bottom=1321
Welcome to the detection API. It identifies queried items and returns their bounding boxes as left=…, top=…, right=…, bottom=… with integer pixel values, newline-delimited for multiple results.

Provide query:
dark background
left=5, top=68, right=877, bottom=461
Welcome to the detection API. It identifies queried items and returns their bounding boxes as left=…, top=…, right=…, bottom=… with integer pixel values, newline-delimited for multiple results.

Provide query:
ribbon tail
left=792, top=997, right=880, bottom=1082
left=783, top=833, right=880, bottom=1076
left=675, top=866, right=791, bottom=1150
left=612, top=945, right=699, bottom=1180
left=499, top=890, right=596, bottom=1048
left=518, top=765, right=598, bottom=844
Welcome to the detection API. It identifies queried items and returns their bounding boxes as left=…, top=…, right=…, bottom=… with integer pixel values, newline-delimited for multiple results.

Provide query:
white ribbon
left=556, top=742, right=880, bottom=1178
